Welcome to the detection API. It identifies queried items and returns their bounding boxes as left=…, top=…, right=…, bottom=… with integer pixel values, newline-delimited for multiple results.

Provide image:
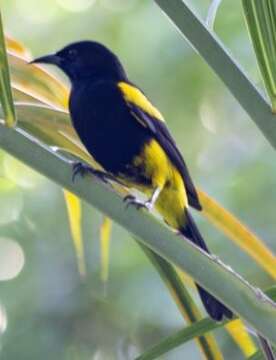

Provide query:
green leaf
left=136, top=288, right=276, bottom=360
left=0, top=12, right=16, bottom=127
left=141, top=245, right=223, bottom=360
left=243, top=0, right=276, bottom=111
left=247, top=351, right=264, bottom=360
left=136, top=318, right=224, bottom=360
left=13, top=103, right=93, bottom=164
left=206, top=0, right=223, bottom=30
left=198, top=190, right=276, bottom=279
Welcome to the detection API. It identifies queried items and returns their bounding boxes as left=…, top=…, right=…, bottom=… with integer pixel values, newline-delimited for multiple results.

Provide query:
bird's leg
left=124, top=187, right=161, bottom=211
left=72, top=161, right=116, bottom=183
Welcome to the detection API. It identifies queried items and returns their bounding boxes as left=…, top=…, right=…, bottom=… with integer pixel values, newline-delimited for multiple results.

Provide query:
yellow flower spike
left=63, top=190, right=86, bottom=277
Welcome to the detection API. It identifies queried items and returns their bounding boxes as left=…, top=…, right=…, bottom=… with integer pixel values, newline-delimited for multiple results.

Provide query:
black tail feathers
left=180, top=210, right=233, bottom=321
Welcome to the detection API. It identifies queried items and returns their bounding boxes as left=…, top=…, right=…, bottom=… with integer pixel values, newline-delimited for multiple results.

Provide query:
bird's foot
left=72, top=162, right=111, bottom=183
left=123, top=195, right=153, bottom=211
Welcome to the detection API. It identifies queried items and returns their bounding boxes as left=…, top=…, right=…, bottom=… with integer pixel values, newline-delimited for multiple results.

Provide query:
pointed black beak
left=29, top=54, right=62, bottom=66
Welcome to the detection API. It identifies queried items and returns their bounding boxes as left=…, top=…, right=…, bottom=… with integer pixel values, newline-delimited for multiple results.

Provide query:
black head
left=31, top=41, right=127, bottom=83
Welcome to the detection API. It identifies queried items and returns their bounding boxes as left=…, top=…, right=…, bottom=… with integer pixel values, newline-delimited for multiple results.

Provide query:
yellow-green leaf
left=198, top=190, right=276, bottom=279
left=13, top=103, right=92, bottom=164
left=226, top=319, right=257, bottom=357
left=13, top=85, right=44, bottom=105
left=99, top=216, right=112, bottom=285
left=5, top=35, right=31, bottom=60
left=63, top=189, right=86, bottom=277
left=8, top=50, right=69, bottom=110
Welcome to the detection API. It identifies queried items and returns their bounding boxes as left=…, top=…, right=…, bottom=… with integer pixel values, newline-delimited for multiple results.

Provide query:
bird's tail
left=180, top=210, right=233, bottom=321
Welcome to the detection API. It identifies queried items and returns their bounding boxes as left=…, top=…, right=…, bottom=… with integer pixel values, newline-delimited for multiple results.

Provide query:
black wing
left=119, top=82, right=202, bottom=210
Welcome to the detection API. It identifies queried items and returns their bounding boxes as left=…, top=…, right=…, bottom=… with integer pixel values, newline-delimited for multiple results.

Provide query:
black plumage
left=32, top=41, right=233, bottom=321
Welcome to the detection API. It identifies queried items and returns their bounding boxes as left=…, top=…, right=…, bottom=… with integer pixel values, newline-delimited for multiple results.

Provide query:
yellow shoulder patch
left=118, top=82, right=165, bottom=122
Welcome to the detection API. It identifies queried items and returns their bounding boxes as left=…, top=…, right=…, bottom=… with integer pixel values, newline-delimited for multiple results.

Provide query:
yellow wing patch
left=118, top=82, right=165, bottom=122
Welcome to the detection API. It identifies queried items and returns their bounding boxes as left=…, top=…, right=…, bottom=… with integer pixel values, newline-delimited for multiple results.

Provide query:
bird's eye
left=67, top=49, right=77, bottom=60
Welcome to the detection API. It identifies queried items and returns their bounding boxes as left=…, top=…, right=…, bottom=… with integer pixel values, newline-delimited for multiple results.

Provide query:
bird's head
left=31, top=41, right=127, bottom=83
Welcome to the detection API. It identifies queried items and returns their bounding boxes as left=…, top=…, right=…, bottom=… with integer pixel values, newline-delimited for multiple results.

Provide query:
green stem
left=154, top=0, right=276, bottom=150
left=0, top=11, right=16, bottom=127
left=136, top=317, right=224, bottom=360
left=141, top=245, right=222, bottom=360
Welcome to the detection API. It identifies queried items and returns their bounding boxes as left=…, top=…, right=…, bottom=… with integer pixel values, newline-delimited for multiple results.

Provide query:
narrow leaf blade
left=226, top=319, right=257, bottom=357
left=135, top=318, right=224, bottom=360
left=64, top=189, right=86, bottom=277
left=198, top=190, right=276, bottom=279
left=0, top=13, right=16, bottom=127
left=100, top=216, right=112, bottom=285
left=142, top=245, right=223, bottom=360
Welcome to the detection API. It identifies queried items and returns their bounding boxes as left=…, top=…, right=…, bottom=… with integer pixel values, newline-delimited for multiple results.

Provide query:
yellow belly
left=130, top=139, right=188, bottom=229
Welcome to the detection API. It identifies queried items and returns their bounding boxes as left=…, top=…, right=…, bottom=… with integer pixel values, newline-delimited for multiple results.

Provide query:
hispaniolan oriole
left=32, top=41, right=232, bottom=321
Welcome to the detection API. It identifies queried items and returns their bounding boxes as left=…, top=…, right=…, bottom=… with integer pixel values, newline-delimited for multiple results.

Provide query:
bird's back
left=69, top=79, right=152, bottom=176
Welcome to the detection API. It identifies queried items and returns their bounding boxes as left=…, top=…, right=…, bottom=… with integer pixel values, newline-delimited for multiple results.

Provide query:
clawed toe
left=72, top=162, right=87, bottom=182
left=123, top=195, right=153, bottom=211
left=72, top=162, right=109, bottom=183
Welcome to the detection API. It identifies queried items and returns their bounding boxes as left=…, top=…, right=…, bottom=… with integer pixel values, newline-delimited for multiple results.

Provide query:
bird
left=31, top=41, right=233, bottom=321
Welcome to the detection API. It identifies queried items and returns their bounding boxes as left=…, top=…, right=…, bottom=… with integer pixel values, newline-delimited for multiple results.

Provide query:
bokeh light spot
left=0, top=238, right=25, bottom=281
left=0, top=304, right=7, bottom=334
left=56, top=0, right=96, bottom=12
left=199, top=99, right=218, bottom=134
left=100, top=0, right=137, bottom=12
left=0, top=179, right=23, bottom=225
left=3, top=154, right=44, bottom=189
left=15, top=0, right=59, bottom=24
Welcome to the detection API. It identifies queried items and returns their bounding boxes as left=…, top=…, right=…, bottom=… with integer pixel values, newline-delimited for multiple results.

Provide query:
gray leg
left=124, top=187, right=162, bottom=211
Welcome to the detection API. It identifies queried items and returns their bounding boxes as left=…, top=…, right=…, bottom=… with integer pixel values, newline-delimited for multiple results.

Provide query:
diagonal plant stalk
left=136, top=317, right=226, bottom=360
left=135, top=288, right=276, bottom=360
left=0, top=122, right=275, bottom=343
left=154, top=0, right=276, bottom=150
left=242, top=0, right=276, bottom=112
left=0, top=12, right=16, bottom=127
left=198, top=190, right=276, bottom=279
left=140, top=244, right=223, bottom=360
left=206, top=0, right=223, bottom=29
left=258, top=337, right=275, bottom=360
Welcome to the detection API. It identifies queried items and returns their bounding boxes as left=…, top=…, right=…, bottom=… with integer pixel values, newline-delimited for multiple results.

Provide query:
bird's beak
left=29, top=54, right=61, bottom=66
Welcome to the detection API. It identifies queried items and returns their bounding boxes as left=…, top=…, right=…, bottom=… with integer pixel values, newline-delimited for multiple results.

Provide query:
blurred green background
left=0, top=0, right=275, bottom=359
